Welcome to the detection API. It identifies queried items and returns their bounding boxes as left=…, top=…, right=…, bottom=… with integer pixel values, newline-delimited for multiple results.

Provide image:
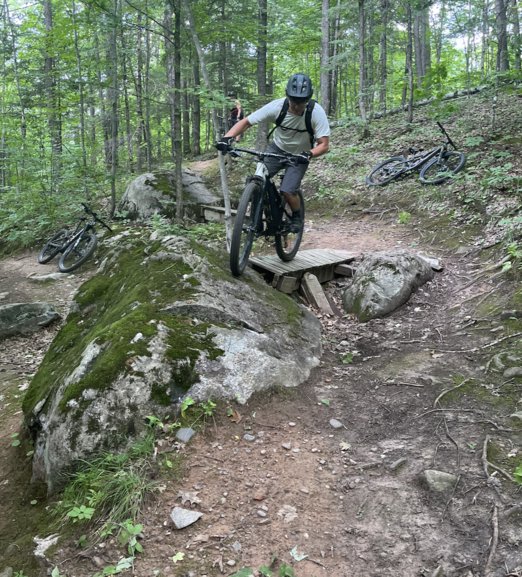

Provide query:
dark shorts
left=263, top=143, right=307, bottom=195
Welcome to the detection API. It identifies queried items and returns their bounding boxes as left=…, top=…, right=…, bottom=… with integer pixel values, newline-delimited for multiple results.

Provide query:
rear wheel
left=419, top=151, right=466, bottom=184
left=38, top=229, right=69, bottom=264
left=275, top=190, right=304, bottom=262
left=230, top=182, right=263, bottom=277
left=365, top=156, right=407, bottom=186
left=58, top=230, right=97, bottom=273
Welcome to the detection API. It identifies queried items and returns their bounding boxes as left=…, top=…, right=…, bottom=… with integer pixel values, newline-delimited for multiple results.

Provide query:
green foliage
left=67, top=505, right=95, bottom=522
left=150, top=215, right=225, bottom=244
left=180, top=396, right=196, bottom=417
left=398, top=211, right=412, bottom=224
left=118, top=520, right=144, bottom=555
left=55, top=434, right=158, bottom=531
left=92, top=556, right=135, bottom=577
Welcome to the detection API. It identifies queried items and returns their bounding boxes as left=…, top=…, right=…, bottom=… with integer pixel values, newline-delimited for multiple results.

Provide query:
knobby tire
left=365, top=156, right=407, bottom=186
left=230, top=182, right=262, bottom=277
left=58, top=230, right=97, bottom=273
left=275, top=190, right=305, bottom=262
left=37, top=229, right=70, bottom=264
left=419, top=151, right=466, bottom=184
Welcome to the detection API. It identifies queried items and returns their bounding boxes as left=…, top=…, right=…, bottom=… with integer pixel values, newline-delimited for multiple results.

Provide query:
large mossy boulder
left=342, top=251, right=436, bottom=321
left=22, top=229, right=321, bottom=493
left=119, top=168, right=221, bottom=221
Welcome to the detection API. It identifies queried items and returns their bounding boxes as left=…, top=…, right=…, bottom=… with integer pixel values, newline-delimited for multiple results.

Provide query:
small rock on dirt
left=170, top=507, right=203, bottom=529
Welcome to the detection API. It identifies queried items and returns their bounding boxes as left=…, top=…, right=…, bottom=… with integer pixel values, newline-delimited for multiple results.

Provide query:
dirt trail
left=1, top=213, right=521, bottom=577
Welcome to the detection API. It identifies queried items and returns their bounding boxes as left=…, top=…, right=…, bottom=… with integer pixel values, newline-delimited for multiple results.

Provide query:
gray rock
left=329, top=418, right=344, bottom=429
left=176, top=427, right=196, bottom=443
left=24, top=233, right=321, bottom=493
left=0, top=567, right=13, bottom=577
left=170, top=506, right=203, bottom=529
left=0, top=302, right=60, bottom=339
left=119, top=169, right=221, bottom=222
left=422, top=469, right=458, bottom=492
left=504, top=367, right=522, bottom=378
left=342, top=251, right=435, bottom=321
left=28, top=273, right=69, bottom=282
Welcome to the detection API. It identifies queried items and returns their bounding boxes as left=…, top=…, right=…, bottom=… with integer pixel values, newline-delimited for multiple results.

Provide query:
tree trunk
left=511, top=0, right=521, bottom=70
left=330, top=0, right=342, bottom=116
left=255, top=0, right=269, bottom=150
left=136, top=13, right=146, bottom=172
left=358, top=0, right=369, bottom=135
left=320, top=0, right=331, bottom=114
left=71, top=0, right=88, bottom=197
left=106, top=0, right=119, bottom=216
left=379, top=0, right=388, bottom=113
left=192, top=62, right=201, bottom=156
left=405, top=2, right=414, bottom=122
left=173, top=0, right=183, bottom=221
left=495, top=0, right=509, bottom=71
left=413, top=5, right=431, bottom=91
left=181, top=0, right=232, bottom=248
left=120, top=25, right=134, bottom=173
left=43, top=0, right=62, bottom=192
left=183, top=77, right=191, bottom=155
left=481, top=0, right=490, bottom=77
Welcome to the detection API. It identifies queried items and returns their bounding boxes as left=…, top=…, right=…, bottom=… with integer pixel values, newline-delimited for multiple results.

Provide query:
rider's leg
left=280, top=164, right=307, bottom=230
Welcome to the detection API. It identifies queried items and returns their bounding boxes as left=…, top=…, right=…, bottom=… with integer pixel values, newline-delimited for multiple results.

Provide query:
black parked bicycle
left=365, top=122, right=466, bottom=186
left=38, top=203, right=113, bottom=273
left=226, top=146, right=306, bottom=277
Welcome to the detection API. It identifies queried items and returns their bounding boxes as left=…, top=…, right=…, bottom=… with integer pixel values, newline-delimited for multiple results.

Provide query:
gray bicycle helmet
left=285, top=73, right=313, bottom=100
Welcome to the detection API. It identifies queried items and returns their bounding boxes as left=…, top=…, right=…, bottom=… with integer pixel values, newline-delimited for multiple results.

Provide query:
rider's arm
left=224, top=117, right=251, bottom=139
left=310, top=136, right=329, bottom=159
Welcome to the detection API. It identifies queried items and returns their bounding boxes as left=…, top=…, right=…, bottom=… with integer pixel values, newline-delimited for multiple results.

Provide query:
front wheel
left=419, top=151, right=466, bottom=184
left=365, top=156, right=407, bottom=186
left=275, top=190, right=305, bottom=262
left=230, top=182, right=263, bottom=277
left=58, top=230, right=97, bottom=273
left=37, top=229, right=69, bottom=264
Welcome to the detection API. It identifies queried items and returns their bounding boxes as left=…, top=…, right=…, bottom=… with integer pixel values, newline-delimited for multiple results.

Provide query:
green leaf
left=229, top=569, right=255, bottom=577
left=171, top=552, right=185, bottom=563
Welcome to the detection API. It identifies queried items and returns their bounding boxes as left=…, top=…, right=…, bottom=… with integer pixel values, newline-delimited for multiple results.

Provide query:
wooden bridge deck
left=249, top=248, right=357, bottom=286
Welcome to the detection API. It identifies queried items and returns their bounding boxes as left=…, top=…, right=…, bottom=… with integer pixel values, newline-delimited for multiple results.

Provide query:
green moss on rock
left=22, top=236, right=224, bottom=419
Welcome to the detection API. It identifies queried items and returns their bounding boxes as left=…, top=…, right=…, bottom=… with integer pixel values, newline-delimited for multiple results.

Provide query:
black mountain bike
left=366, top=122, right=466, bottom=186
left=38, top=203, right=113, bottom=273
left=227, top=146, right=306, bottom=277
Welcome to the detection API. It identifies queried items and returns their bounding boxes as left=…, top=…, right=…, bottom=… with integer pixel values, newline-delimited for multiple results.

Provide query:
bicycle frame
left=232, top=148, right=294, bottom=236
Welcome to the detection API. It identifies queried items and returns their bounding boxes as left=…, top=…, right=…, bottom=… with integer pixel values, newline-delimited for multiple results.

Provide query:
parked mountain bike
left=365, top=122, right=466, bottom=186
left=226, top=146, right=306, bottom=277
left=37, top=203, right=113, bottom=273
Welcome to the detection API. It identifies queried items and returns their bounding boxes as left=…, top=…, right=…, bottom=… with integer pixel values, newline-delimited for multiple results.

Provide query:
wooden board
left=249, top=249, right=357, bottom=283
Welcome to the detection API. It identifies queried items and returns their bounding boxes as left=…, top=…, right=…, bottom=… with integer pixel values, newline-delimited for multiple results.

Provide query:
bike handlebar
left=229, top=146, right=305, bottom=166
left=81, top=202, right=113, bottom=232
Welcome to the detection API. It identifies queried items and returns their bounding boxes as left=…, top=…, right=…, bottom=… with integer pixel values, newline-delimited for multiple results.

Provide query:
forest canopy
left=0, top=0, right=520, bottom=238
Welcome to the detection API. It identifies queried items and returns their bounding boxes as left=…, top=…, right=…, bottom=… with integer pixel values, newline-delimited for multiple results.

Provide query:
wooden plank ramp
left=249, top=249, right=357, bottom=281
left=249, top=249, right=358, bottom=315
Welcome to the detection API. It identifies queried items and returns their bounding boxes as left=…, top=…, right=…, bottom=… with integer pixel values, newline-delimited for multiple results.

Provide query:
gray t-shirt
left=247, top=97, right=330, bottom=155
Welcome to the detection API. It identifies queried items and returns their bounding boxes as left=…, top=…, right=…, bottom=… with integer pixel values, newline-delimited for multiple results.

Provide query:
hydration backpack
left=267, top=98, right=316, bottom=147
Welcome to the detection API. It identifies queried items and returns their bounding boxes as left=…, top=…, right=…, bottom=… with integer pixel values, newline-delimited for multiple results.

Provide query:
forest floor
left=1, top=203, right=521, bottom=577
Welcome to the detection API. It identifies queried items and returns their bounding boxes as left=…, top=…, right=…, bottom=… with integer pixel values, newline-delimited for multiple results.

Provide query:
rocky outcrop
left=23, top=230, right=321, bottom=493
left=119, top=168, right=221, bottom=221
left=342, top=251, right=436, bottom=321
left=0, top=302, right=60, bottom=339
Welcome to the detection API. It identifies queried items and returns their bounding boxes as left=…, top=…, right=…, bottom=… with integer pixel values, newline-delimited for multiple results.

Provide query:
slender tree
left=321, top=0, right=331, bottom=113
left=495, top=0, right=510, bottom=71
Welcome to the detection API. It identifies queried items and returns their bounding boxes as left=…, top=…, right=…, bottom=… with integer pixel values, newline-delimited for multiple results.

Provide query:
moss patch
left=22, top=237, right=225, bottom=419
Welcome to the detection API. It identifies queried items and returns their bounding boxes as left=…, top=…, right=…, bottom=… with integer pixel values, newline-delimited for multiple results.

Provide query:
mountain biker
left=216, top=73, right=330, bottom=232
